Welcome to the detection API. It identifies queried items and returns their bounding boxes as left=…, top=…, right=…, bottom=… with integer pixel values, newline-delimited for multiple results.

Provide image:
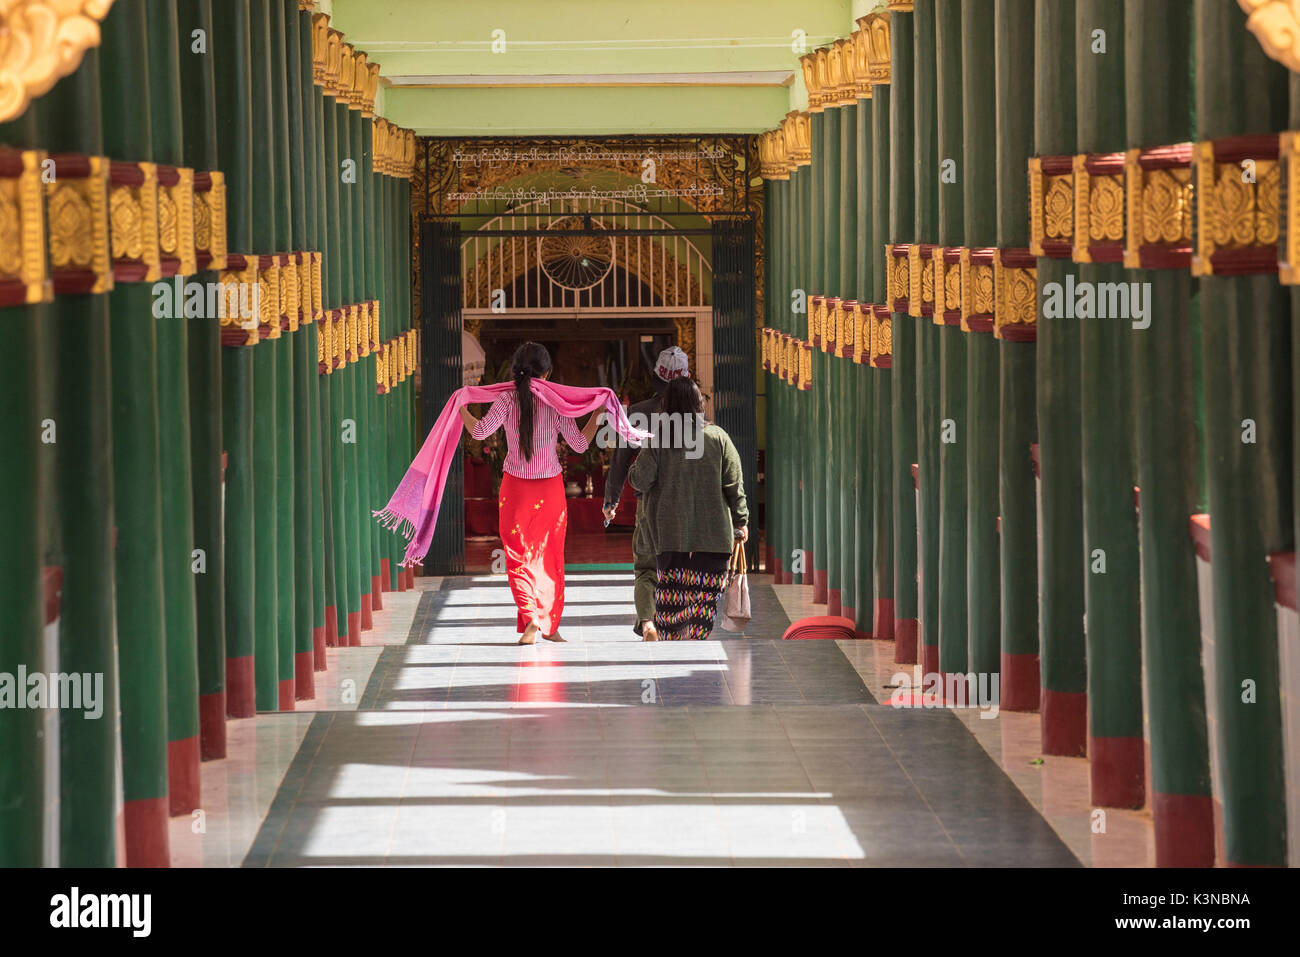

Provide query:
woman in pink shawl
left=459, top=343, right=600, bottom=644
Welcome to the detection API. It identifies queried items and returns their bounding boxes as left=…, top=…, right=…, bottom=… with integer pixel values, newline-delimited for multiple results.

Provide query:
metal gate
left=419, top=217, right=465, bottom=574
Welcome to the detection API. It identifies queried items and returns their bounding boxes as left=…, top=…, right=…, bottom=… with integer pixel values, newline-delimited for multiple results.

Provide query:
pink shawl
left=375, top=380, right=650, bottom=568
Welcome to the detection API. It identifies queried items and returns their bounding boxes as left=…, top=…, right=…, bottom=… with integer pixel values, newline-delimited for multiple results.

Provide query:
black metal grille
left=420, top=217, right=465, bottom=575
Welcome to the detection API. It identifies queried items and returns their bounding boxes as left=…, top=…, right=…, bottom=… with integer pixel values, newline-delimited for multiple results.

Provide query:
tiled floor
left=233, top=569, right=1079, bottom=867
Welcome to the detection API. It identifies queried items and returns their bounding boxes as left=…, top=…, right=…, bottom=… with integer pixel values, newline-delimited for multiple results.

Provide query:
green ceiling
left=323, top=0, right=881, bottom=136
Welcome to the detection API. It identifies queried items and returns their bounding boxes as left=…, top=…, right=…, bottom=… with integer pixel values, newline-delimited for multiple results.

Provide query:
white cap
left=654, top=346, right=690, bottom=382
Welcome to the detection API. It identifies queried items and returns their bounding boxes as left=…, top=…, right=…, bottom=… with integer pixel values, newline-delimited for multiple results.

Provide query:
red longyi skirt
left=499, top=472, right=567, bottom=635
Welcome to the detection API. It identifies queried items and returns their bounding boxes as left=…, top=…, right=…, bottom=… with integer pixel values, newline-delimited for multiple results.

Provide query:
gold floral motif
left=167, top=167, right=195, bottom=275
left=907, top=244, right=921, bottom=317
left=856, top=12, right=891, bottom=85
left=921, top=255, right=934, bottom=305
left=281, top=257, right=299, bottom=332
left=1143, top=168, right=1193, bottom=244
left=298, top=252, right=312, bottom=323
left=0, top=0, right=116, bottom=123
left=993, top=251, right=1037, bottom=340
left=108, top=185, right=142, bottom=261
left=1087, top=175, right=1124, bottom=242
left=1043, top=176, right=1073, bottom=239
left=195, top=170, right=227, bottom=270
left=942, top=259, right=960, bottom=313
left=259, top=262, right=280, bottom=338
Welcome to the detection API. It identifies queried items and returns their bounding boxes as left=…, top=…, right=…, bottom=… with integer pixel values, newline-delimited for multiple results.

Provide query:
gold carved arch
left=0, top=0, right=116, bottom=123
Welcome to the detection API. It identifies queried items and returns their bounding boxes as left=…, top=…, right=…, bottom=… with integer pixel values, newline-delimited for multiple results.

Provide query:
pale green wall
left=327, top=0, right=855, bottom=135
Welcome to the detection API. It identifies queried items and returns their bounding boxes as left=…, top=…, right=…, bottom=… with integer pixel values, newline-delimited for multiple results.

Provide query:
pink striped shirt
left=470, top=389, right=590, bottom=479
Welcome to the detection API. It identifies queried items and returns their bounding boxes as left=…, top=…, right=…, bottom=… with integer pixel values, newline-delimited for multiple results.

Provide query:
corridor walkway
left=240, top=570, right=1078, bottom=867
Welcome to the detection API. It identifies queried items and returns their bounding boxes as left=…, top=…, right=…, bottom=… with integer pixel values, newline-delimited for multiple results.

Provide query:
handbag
left=720, top=540, right=751, bottom=632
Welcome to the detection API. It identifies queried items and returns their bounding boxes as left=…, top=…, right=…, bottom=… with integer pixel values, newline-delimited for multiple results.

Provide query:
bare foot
left=542, top=630, right=566, bottom=642
left=642, top=622, right=660, bottom=642
left=518, top=621, right=540, bottom=645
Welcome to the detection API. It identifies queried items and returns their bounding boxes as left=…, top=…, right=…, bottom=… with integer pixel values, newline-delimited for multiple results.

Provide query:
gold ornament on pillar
left=0, top=147, right=51, bottom=305
left=363, top=62, right=380, bottom=119
left=800, top=52, right=822, bottom=112
left=857, top=12, right=891, bottom=86
left=0, top=0, right=116, bottom=123
left=311, top=14, right=330, bottom=86
left=993, top=248, right=1037, bottom=342
left=325, top=29, right=344, bottom=99
left=349, top=49, right=367, bottom=111
left=1192, top=134, right=1280, bottom=276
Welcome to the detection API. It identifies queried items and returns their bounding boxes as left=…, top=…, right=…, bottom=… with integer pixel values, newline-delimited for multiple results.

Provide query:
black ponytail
left=511, top=341, right=552, bottom=461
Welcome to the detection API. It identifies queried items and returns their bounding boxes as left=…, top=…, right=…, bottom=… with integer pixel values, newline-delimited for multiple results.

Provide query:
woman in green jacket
left=629, top=376, right=748, bottom=640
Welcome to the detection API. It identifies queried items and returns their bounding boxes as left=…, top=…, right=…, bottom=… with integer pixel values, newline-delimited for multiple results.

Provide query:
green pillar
left=935, top=0, right=968, bottom=691
left=250, top=0, right=281, bottom=711
left=808, top=110, right=825, bottom=600
left=102, top=0, right=170, bottom=865
left=887, top=9, right=918, bottom=662
left=178, top=0, right=228, bottom=758
left=822, top=103, right=842, bottom=612
left=800, top=144, right=816, bottom=586
left=1034, top=0, right=1086, bottom=755
left=1077, top=0, right=1144, bottom=808
left=838, top=101, right=857, bottom=624
left=298, top=3, right=328, bottom=669
left=270, top=0, right=297, bottom=709
left=37, top=54, right=122, bottom=865
left=994, top=0, right=1041, bottom=712
left=963, top=5, right=1001, bottom=686
left=854, top=95, right=875, bottom=639
left=872, top=81, right=894, bottom=646
left=213, top=0, right=257, bottom=717
left=0, top=110, right=51, bottom=867
left=147, top=0, right=202, bottom=816
left=284, top=0, right=316, bottom=699
left=1125, top=0, right=1213, bottom=864
left=1194, top=0, right=1289, bottom=868
left=889, top=9, right=920, bottom=665
left=913, top=0, right=942, bottom=676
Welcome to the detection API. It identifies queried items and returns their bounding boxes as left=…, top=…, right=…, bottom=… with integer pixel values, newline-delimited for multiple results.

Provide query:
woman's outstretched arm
left=458, top=405, right=479, bottom=433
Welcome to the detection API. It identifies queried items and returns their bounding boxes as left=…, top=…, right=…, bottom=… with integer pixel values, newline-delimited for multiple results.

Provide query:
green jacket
left=629, top=421, right=748, bottom=555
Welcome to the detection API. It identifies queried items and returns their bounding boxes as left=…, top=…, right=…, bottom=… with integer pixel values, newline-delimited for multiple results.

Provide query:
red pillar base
left=371, top=574, right=383, bottom=611
left=1000, top=651, right=1040, bottom=712
left=360, top=592, right=373, bottom=632
left=198, top=690, right=227, bottom=760
left=800, top=551, right=813, bottom=588
left=812, top=567, right=828, bottom=604
left=225, top=655, right=255, bottom=719
left=396, top=570, right=407, bottom=592
left=841, top=604, right=857, bottom=635
left=313, top=626, right=326, bottom=671
left=765, top=546, right=775, bottom=576
left=1089, top=735, right=1146, bottom=809
left=942, top=672, right=971, bottom=706
left=325, top=604, right=339, bottom=647
left=124, top=796, right=170, bottom=867
left=1152, top=792, right=1216, bottom=867
left=405, top=567, right=415, bottom=589
left=295, top=651, right=315, bottom=700
left=277, top=678, right=296, bottom=711
left=167, top=735, right=201, bottom=816
left=381, top=557, right=392, bottom=592
left=873, top=600, right=895, bottom=640
left=827, top=587, right=842, bottom=617
left=347, top=611, right=361, bottom=647
left=921, top=642, right=940, bottom=678
left=893, top=618, right=919, bottom=664
left=773, top=557, right=785, bottom=585
left=1041, top=689, right=1087, bottom=757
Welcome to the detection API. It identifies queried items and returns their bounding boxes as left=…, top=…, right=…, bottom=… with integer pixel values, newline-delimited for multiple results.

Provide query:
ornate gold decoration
left=1122, top=144, right=1193, bottom=270
left=47, top=156, right=111, bottom=292
left=1280, top=131, right=1300, bottom=282
left=1239, top=0, right=1300, bottom=74
left=958, top=247, right=995, bottom=333
left=854, top=303, right=871, bottom=363
left=311, top=14, right=330, bottom=86
left=836, top=299, right=855, bottom=358
left=107, top=160, right=161, bottom=282
left=371, top=299, right=380, bottom=352
left=0, top=0, right=116, bottom=123
left=281, top=255, right=299, bottom=332
left=887, top=0, right=914, bottom=9
left=217, top=255, right=260, bottom=346
left=1070, top=153, right=1125, bottom=263
left=339, top=43, right=358, bottom=110
left=801, top=51, right=823, bottom=113
left=870, top=305, right=892, bottom=367
left=258, top=258, right=281, bottom=339
left=0, top=148, right=51, bottom=304
left=673, top=315, right=696, bottom=373
left=1028, top=155, right=1074, bottom=259
left=823, top=297, right=839, bottom=353
left=1192, top=135, right=1280, bottom=277
left=907, top=243, right=922, bottom=318
left=161, top=166, right=196, bottom=276
left=194, top=170, right=227, bottom=271
left=349, top=49, right=368, bottom=111
left=324, top=28, right=344, bottom=97
left=993, top=248, right=1037, bottom=341
left=799, top=340, right=812, bottom=389
left=857, top=12, right=891, bottom=85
